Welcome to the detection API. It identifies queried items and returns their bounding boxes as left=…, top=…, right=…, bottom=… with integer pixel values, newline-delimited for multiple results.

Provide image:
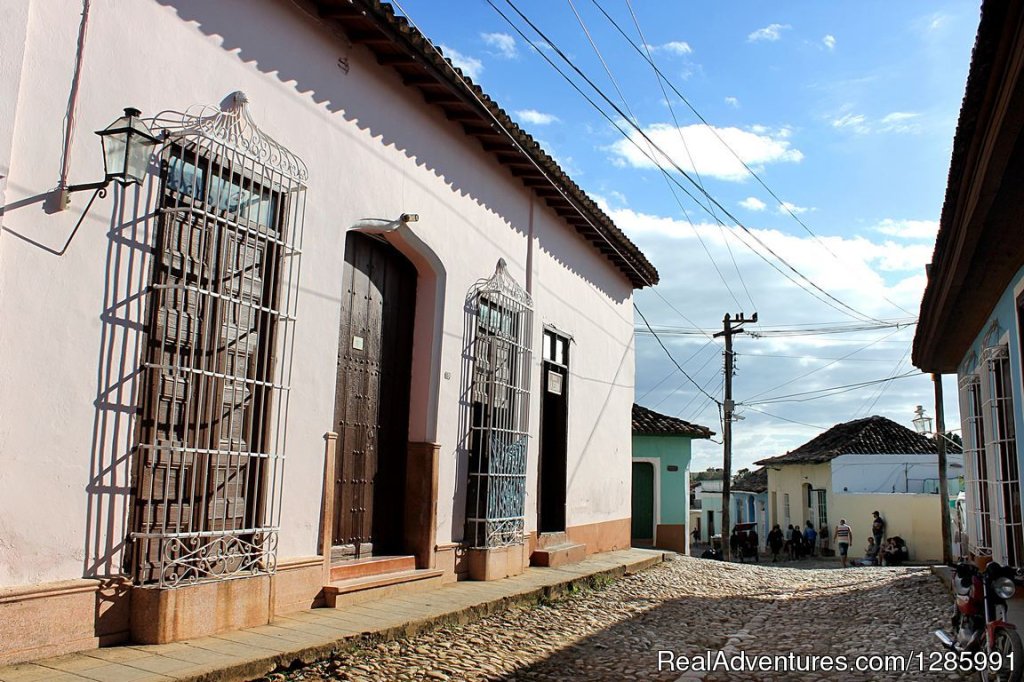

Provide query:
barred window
left=959, top=373, right=993, bottom=555
left=464, top=260, right=533, bottom=548
left=128, top=95, right=305, bottom=587
left=982, top=345, right=1023, bottom=566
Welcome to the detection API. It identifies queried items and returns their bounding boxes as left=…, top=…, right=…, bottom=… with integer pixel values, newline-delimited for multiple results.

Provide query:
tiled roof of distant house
left=732, top=466, right=768, bottom=493
left=632, top=403, right=714, bottom=438
left=314, top=0, right=659, bottom=288
left=753, top=415, right=961, bottom=466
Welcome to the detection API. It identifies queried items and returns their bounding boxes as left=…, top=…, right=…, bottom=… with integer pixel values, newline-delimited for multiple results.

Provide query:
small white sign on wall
left=352, top=335, right=364, bottom=350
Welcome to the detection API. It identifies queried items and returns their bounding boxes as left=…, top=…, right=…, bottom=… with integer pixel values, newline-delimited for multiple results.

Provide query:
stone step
left=323, top=568, right=445, bottom=609
left=329, top=555, right=416, bottom=582
left=530, top=542, right=586, bottom=568
left=535, top=532, right=568, bottom=550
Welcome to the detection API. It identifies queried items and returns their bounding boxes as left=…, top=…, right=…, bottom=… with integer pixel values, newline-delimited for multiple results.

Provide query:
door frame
left=632, top=457, right=661, bottom=540
left=331, top=231, right=417, bottom=557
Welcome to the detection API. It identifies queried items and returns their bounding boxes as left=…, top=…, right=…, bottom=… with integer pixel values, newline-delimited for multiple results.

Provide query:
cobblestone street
left=271, top=555, right=964, bottom=682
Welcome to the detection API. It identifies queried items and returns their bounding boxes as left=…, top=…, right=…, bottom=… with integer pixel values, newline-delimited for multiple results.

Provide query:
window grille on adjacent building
left=982, top=345, right=1023, bottom=566
left=783, top=493, right=791, bottom=528
left=959, top=373, right=993, bottom=556
left=127, top=93, right=306, bottom=587
left=815, top=490, right=828, bottom=531
left=464, top=259, right=533, bottom=548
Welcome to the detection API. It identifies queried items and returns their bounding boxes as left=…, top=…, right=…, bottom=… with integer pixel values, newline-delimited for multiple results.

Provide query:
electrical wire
left=565, top=0, right=745, bottom=312
left=622, top=0, right=758, bottom=316
left=741, top=370, right=922, bottom=406
left=590, top=0, right=915, bottom=318
left=741, top=406, right=827, bottom=430
left=490, top=0, right=888, bottom=324
left=635, top=303, right=721, bottom=405
left=388, top=0, right=720, bottom=406
left=743, top=327, right=904, bottom=403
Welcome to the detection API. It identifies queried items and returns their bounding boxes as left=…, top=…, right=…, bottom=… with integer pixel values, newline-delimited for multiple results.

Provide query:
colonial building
left=0, top=0, right=658, bottom=663
left=755, top=416, right=962, bottom=561
left=630, top=403, right=712, bottom=553
left=913, top=0, right=1024, bottom=569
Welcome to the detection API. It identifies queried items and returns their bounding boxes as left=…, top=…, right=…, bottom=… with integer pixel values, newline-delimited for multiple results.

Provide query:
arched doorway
left=332, top=232, right=417, bottom=557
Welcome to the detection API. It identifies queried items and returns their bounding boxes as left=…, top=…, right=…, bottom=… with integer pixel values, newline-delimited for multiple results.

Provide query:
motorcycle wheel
left=985, top=627, right=1024, bottom=682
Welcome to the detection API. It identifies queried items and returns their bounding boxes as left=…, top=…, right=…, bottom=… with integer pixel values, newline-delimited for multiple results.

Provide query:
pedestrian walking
left=834, top=519, right=853, bottom=568
left=871, top=511, right=886, bottom=546
left=767, top=524, right=784, bottom=562
left=803, top=520, right=818, bottom=557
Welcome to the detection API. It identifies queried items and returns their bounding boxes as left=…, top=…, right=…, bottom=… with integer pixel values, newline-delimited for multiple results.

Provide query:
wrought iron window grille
left=127, top=92, right=306, bottom=588
left=464, top=259, right=533, bottom=549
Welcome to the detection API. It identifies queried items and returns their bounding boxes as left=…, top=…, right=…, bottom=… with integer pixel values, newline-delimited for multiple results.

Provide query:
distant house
left=691, top=478, right=721, bottom=544
left=755, top=416, right=963, bottom=561
left=631, top=404, right=713, bottom=553
left=913, top=0, right=1024, bottom=568
left=733, top=467, right=769, bottom=541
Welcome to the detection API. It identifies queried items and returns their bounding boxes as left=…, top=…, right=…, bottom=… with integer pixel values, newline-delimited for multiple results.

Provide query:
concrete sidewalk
left=0, top=549, right=665, bottom=682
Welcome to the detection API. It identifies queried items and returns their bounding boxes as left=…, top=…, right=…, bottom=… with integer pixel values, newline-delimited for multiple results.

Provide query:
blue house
left=913, top=0, right=1024, bottom=567
left=631, top=404, right=713, bottom=553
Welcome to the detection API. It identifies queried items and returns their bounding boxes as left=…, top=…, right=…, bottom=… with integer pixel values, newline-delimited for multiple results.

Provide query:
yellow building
left=755, top=416, right=963, bottom=562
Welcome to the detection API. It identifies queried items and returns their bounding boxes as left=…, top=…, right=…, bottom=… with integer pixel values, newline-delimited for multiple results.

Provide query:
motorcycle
left=935, top=561, right=1024, bottom=681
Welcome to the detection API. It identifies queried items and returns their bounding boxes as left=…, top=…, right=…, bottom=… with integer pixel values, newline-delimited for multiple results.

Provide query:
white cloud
left=516, top=109, right=560, bottom=126
left=608, top=123, right=804, bottom=182
left=879, top=111, right=922, bottom=133
left=831, top=112, right=870, bottom=134
left=740, top=197, right=767, bottom=211
left=778, top=201, right=811, bottom=215
left=481, top=32, right=517, bottom=59
left=660, top=41, right=693, bottom=55
left=619, top=205, right=948, bottom=468
left=831, top=111, right=923, bottom=136
left=724, top=96, right=740, bottom=108
left=873, top=218, right=939, bottom=240
left=823, top=34, right=836, bottom=50
left=439, top=44, right=483, bottom=80
left=748, top=23, right=791, bottom=42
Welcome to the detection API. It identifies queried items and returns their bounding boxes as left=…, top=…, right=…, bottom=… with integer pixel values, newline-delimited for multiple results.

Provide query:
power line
left=489, top=0, right=888, bottom=324
left=590, top=0, right=915, bottom=318
left=637, top=336, right=718, bottom=401
left=635, top=303, right=721, bottom=405
left=387, top=0, right=719, bottom=398
left=741, top=370, right=922, bottom=406
left=742, top=327, right=904, bottom=403
left=742, top=406, right=827, bottom=430
left=622, top=0, right=759, bottom=318
left=565, top=0, right=746, bottom=312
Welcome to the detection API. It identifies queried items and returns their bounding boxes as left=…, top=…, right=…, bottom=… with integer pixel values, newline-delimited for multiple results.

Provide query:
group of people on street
left=766, top=520, right=819, bottom=562
left=837, top=511, right=907, bottom=567
left=708, top=510, right=910, bottom=567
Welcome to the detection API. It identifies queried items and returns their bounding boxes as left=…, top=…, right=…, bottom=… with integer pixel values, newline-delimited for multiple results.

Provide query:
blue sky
left=394, top=0, right=981, bottom=469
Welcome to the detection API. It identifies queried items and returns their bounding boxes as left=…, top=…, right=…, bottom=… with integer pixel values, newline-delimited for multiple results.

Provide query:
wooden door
left=332, top=233, right=416, bottom=556
left=538, top=330, right=569, bottom=533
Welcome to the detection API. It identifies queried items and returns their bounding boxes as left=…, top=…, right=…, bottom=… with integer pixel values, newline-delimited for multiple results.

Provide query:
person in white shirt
left=834, top=520, right=853, bottom=568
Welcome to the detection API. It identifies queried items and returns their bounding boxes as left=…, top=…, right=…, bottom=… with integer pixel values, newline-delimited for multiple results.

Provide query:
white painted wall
left=0, top=0, right=637, bottom=586
left=830, top=453, right=965, bottom=494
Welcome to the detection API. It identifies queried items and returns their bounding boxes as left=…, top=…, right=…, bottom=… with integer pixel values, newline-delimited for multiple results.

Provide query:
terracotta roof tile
left=632, top=403, right=713, bottom=438
left=753, top=415, right=961, bottom=466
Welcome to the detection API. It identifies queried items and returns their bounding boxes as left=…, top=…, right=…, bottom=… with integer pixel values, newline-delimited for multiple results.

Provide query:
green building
left=631, top=404, right=714, bottom=553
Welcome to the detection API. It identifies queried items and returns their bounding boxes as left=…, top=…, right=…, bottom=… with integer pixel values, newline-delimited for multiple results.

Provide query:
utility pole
left=714, top=311, right=757, bottom=561
left=934, top=373, right=952, bottom=564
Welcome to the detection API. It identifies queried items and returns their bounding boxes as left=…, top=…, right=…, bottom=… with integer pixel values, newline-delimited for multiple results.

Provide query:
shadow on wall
left=155, top=0, right=629, bottom=302
left=83, top=180, right=158, bottom=579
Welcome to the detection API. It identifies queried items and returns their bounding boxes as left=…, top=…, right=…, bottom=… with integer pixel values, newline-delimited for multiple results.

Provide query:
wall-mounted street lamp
left=912, top=404, right=934, bottom=436
left=59, top=107, right=160, bottom=209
